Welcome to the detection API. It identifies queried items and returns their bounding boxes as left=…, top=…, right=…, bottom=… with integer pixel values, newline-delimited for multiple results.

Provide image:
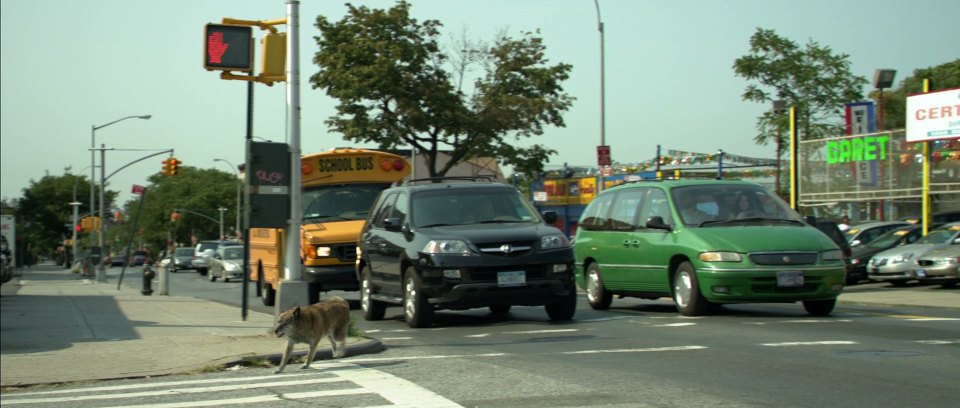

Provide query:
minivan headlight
left=821, top=249, right=844, bottom=261
left=699, top=252, right=742, bottom=262
left=423, top=240, right=472, bottom=255
left=541, top=235, right=570, bottom=250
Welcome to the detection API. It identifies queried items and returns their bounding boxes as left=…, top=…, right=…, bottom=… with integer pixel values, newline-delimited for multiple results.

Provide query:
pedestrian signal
left=204, top=24, right=253, bottom=72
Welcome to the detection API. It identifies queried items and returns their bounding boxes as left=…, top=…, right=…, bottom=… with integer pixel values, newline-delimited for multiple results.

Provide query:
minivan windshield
left=670, top=184, right=802, bottom=226
left=412, top=188, right=540, bottom=228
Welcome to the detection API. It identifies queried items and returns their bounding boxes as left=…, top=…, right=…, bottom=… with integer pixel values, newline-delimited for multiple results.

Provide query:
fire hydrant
left=141, top=264, right=155, bottom=296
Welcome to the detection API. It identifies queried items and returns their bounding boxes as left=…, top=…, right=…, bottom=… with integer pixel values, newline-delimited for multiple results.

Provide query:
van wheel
left=673, top=261, right=710, bottom=316
left=262, top=281, right=276, bottom=306
left=361, top=266, right=386, bottom=321
left=585, top=262, right=613, bottom=310
left=403, top=268, right=433, bottom=328
left=802, top=299, right=836, bottom=316
left=198, top=268, right=207, bottom=276
left=545, top=286, right=577, bottom=321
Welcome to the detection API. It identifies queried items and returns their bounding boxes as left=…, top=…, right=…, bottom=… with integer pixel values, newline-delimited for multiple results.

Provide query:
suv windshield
left=174, top=248, right=193, bottom=256
left=412, top=188, right=540, bottom=228
left=670, top=184, right=802, bottom=226
left=303, top=183, right=389, bottom=221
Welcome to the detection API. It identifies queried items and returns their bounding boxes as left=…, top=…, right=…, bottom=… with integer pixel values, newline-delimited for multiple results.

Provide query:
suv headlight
left=423, top=240, right=473, bottom=255
left=541, top=234, right=570, bottom=250
left=699, top=252, right=742, bottom=262
left=821, top=249, right=844, bottom=261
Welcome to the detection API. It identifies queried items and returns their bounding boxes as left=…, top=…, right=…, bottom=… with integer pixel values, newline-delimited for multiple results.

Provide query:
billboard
left=906, top=88, right=960, bottom=142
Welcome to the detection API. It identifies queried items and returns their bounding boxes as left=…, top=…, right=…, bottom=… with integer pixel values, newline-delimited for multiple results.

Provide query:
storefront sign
left=906, top=88, right=960, bottom=142
left=826, top=135, right=890, bottom=164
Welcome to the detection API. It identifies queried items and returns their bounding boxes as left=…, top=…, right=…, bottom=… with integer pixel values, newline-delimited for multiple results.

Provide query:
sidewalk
left=0, top=262, right=383, bottom=388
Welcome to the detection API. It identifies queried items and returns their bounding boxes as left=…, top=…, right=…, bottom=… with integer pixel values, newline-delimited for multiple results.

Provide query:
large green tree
left=311, top=1, right=574, bottom=178
left=872, top=59, right=960, bottom=130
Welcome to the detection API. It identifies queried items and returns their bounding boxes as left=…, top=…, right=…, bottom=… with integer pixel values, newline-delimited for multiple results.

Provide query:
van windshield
left=671, top=185, right=802, bottom=226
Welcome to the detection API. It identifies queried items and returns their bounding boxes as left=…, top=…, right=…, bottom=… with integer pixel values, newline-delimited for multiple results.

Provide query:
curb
left=245, top=338, right=387, bottom=367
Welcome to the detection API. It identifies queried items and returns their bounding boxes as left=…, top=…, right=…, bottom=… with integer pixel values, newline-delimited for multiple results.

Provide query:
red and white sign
left=597, top=145, right=611, bottom=166
left=131, top=185, right=146, bottom=195
left=906, top=88, right=960, bottom=142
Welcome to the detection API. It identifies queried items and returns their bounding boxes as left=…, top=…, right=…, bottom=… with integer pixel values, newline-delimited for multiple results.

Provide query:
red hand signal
left=207, top=32, right=230, bottom=63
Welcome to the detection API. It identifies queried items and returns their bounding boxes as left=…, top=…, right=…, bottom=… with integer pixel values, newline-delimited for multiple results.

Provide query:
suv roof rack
left=401, top=176, right=497, bottom=186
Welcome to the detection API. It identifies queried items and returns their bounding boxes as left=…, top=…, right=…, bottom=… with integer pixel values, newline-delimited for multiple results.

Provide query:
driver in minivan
left=678, top=191, right=715, bottom=225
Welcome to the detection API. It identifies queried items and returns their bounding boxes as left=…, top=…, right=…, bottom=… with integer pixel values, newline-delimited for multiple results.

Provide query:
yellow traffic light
left=162, top=158, right=171, bottom=175
left=169, top=157, right=180, bottom=176
left=261, top=32, right=286, bottom=78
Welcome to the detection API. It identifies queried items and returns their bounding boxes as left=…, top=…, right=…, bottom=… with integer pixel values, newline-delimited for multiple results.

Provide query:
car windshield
left=866, top=228, right=913, bottom=249
left=914, top=229, right=957, bottom=245
left=303, top=183, right=389, bottom=221
left=412, top=188, right=540, bottom=228
left=222, top=247, right=244, bottom=260
left=174, top=248, right=193, bottom=256
left=670, top=184, right=802, bottom=226
left=197, top=243, right=218, bottom=252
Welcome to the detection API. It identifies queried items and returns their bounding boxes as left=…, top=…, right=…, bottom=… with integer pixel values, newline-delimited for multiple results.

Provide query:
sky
left=2, top=0, right=958, bottom=206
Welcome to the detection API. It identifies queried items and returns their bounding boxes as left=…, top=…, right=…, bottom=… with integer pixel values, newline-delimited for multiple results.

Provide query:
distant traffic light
left=169, top=157, right=180, bottom=176
left=204, top=24, right=253, bottom=72
left=162, top=158, right=171, bottom=175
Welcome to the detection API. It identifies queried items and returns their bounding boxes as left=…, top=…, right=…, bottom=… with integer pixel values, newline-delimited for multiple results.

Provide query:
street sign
left=601, top=165, right=613, bottom=177
left=597, top=145, right=611, bottom=166
left=131, top=185, right=146, bottom=195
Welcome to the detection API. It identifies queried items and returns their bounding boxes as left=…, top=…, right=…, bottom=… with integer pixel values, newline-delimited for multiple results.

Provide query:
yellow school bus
left=250, top=148, right=411, bottom=306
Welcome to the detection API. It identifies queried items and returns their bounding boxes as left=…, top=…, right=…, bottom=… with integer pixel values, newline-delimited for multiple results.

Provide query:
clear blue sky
left=2, top=0, right=958, bottom=205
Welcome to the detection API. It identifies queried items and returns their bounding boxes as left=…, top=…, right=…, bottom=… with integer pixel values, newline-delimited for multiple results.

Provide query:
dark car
left=849, top=225, right=922, bottom=281
left=168, top=247, right=195, bottom=272
left=897, top=210, right=960, bottom=230
left=808, top=217, right=855, bottom=284
left=108, top=252, right=128, bottom=267
left=357, top=178, right=577, bottom=328
left=129, top=250, right=149, bottom=266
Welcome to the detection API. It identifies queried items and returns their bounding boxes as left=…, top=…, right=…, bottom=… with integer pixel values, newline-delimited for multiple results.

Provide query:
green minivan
left=573, top=179, right=846, bottom=316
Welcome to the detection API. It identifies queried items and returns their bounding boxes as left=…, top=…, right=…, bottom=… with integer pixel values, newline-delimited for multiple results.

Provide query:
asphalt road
left=87, top=265, right=960, bottom=407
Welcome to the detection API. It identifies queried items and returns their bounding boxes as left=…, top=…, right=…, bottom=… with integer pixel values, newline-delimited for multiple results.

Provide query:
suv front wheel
left=361, top=266, right=386, bottom=321
left=404, top=267, right=433, bottom=328
left=545, top=285, right=577, bottom=321
left=673, top=261, right=710, bottom=316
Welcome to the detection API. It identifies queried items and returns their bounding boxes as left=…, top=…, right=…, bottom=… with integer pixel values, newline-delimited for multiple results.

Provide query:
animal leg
left=302, top=339, right=319, bottom=369
left=331, top=328, right=347, bottom=358
left=274, top=339, right=294, bottom=374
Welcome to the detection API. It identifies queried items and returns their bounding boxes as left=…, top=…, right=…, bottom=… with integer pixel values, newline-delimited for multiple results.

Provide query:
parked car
left=357, top=178, right=577, bottom=328
left=897, top=210, right=960, bottom=230
left=844, top=221, right=915, bottom=247
left=573, top=179, right=846, bottom=316
left=192, top=240, right=241, bottom=276
left=107, top=252, right=128, bottom=267
left=129, top=250, right=149, bottom=266
left=168, top=246, right=195, bottom=273
left=208, top=246, right=246, bottom=282
left=913, top=244, right=960, bottom=288
left=869, top=222, right=960, bottom=286
left=807, top=217, right=855, bottom=284
left=849, top=225, right=922, bottom=281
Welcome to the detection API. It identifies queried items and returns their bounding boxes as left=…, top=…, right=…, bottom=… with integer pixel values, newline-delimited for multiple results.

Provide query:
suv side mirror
left=384, top=217, right=403, bottom=232
left=645, top=216, right=672, bottom=231
left=542, top=211, right=558, bottom=224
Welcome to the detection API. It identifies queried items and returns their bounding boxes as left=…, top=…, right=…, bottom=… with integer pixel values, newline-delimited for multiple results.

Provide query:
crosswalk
left=0, top=362, right=463, bottom=408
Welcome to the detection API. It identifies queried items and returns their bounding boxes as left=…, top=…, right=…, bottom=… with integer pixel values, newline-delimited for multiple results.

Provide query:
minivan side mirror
left=645, top=216, right=672, bottom=232
left=542, top=211, right=558, bottom=225
left=384, top=217, right=403, bottom=232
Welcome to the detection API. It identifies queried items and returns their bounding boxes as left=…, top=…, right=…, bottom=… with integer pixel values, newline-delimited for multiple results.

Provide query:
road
left=13, top=265, right=955, bottom=407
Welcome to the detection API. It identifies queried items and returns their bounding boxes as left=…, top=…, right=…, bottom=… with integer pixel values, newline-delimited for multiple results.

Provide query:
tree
left=733, top=28, right=867, bottom=195
left=12, top=172, right=110, bottom=257
left=311, top=1, right=573, bottom=178
left=873, top=59, right=960, bottom=130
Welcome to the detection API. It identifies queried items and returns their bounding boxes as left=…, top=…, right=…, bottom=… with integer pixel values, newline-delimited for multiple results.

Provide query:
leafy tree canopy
left=311, top=0, right=574, bottom=178
left=872, top=59, right=960, bottom=130
left=12, top=171, right=111, bottom=256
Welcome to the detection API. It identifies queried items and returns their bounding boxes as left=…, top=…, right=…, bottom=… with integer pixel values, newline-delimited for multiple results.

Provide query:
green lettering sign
left=826, top=134, right=889, bottom=164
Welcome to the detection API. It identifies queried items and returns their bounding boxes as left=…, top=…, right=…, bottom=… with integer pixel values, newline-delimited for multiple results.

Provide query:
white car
left=208, top=246, right=246, bottom=282
left=868, top=222, right=960, bottom=286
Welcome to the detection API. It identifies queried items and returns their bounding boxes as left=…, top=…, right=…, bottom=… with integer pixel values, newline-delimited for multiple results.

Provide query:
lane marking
left=465, top=333, right=491, bottom=338
left=747, top=319, right=853, bottom=325
left=760, top=341, right=858, bottom=347
left=107, top=389, right=370, bottom=408
left=915, top=339, right=960, bottom=344
left=381, top=337, right=413, bottom=341
left=333, top=363, right=463, bottom=407
left=655, top=322, right=697, bottom=327
left=502, top=329, right=578, bottom=335
left=558, top=345, right=708, bottom=354
left=0, top=373, right=317, bottom=397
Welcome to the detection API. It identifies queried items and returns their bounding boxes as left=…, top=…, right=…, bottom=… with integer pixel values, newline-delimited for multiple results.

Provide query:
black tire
left=803, top=298, right=836, bottom=316
left=584, top=262, right=613, bottom=310
left=403, top=267, right=433, bottom=328
left=545, top=286, right=577, bottom=321
left=262, top=281, right=276, bottom=306
left=941, top=281, right=957, bottom=288
left=889, top=280, right=909, bottom=287
left=361, top=266, right=386, bottom=321
left=198, top=268, right=207, bottom=276
left=308, top=283, right=322, bottom=305
left=489, top=305, right=511, bottom=315
left=673, top=261, right=710, bottom=316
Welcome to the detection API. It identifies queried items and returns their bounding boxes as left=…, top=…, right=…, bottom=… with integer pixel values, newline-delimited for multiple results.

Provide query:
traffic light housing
left=204, top=24, right=253, bottom=72
left=169, top=157, right=180, bottom=176
left=162, top=158, right=171, bottom=175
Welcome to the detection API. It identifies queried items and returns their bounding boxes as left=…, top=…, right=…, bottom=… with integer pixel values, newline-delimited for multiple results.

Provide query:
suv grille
left=476, top=241, right=534, bottom=256
left=749, top=252, right=818, bottom=266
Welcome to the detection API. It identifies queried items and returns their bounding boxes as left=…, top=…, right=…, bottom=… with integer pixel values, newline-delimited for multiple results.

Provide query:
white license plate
left=498, top=271, right=526, bottom=287
left=916, top=269, right=927, bottom=278
left=777, top=271, right=804, bottom=287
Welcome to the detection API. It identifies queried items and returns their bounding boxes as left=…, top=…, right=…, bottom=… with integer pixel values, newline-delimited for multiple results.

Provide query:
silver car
left=868, top=222, right=960, bottom=286
left=208, top=246, right=246, bottom=282
left=913, top=245, right=960, bottom=288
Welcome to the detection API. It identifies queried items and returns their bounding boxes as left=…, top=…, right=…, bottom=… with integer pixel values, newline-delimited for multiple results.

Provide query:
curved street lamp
left=91, top=114, right=151, bottom=283
left=213, top=158, right=242, bottom=238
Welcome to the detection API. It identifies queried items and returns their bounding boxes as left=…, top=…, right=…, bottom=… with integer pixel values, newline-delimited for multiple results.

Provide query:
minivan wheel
left=673, top=261, right=709, bottom=316
left=361, top=266, right=385, bottom=321
left=802, top=299, right=836, bottom=316
left=585, top=262, right=613, bottom=310
left=404, top=268, right=433, bottom=328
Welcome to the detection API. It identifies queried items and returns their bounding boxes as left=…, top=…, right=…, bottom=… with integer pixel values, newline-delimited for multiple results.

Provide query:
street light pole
left=90, top=114, right=151, bottom=283
left=594, top=0, right=606, bottom=192
left=218, top=207, right=227, bottom=240
left=213, top=158, right=241, bottom=238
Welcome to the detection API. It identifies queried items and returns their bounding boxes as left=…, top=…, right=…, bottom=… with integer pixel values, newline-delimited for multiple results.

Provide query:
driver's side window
left=372, top=193, right=398, bottom=229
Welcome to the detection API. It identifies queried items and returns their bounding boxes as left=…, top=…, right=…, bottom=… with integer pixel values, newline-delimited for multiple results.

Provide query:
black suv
left=357, top=178, right=577, bottom=328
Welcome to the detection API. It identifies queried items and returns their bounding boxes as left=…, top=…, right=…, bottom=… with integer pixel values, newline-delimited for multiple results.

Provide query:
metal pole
left=90, top=126, right=96, bottom=260
left=285, top=0, right=302, bottom=282
left=97, top=144, right=107, bottom=283
left=70, top=201, right=80, bottom=268
left=219, top=207, right=226, bottom=240
left=594, top=0, right=606, bottom=192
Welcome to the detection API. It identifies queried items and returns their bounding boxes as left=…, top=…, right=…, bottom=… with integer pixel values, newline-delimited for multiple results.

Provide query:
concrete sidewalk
left=0, top=263, right=383, bottom=388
